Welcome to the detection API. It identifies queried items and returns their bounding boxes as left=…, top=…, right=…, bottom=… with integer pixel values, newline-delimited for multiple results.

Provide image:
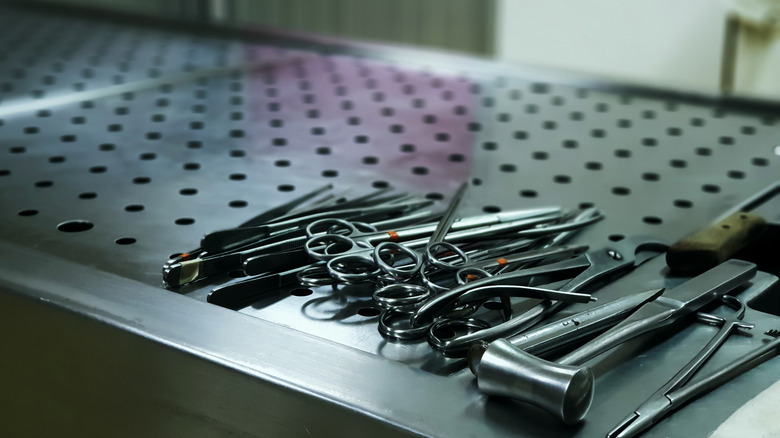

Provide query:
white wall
left=734, top=22, right=780, bottom=98
left=496, top=0, right=728, bottom=93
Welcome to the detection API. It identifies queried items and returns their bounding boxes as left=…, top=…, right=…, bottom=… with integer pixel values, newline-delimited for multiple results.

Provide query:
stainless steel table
left=1, top=4, right=779, bottom=437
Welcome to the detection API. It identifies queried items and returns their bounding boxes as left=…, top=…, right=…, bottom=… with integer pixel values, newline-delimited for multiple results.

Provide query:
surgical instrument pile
left=163, top=183, right=612, bottom=349
left=163, top=184, right=434, bottom=289
left=162, top=182, right=780, bottom=436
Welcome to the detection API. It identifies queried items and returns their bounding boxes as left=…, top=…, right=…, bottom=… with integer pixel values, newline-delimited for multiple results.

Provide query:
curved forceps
left=379, top=282, right=594, bottom=341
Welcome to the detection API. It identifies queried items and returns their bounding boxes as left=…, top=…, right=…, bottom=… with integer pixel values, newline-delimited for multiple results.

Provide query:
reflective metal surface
left=1, top=4, right=780, bottom=437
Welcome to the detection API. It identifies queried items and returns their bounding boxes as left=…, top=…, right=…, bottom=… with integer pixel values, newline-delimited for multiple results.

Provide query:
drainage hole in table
left=57, top=220, right=94, bottom=232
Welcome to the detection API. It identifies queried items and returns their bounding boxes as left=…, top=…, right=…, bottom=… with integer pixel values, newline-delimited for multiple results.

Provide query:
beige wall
left=496, top=0, right=780, bottom=99
left=734, top=20, right=780, bottom=98
left=496, top=0, right=726, bottom=93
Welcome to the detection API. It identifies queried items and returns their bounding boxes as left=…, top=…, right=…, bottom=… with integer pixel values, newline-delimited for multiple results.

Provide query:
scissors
left=372, top=181, right=470, bottom=279
left=165, top=207, right=437, bottom=287
left=370, top=242, right=591, bottom=317
left=415, top=208, right=604, bottom=295
left=420, top=243, right=591, bottom=294
left=305, top=207, right=566, bottom=283
left=607, top=295, right=755, bottom=438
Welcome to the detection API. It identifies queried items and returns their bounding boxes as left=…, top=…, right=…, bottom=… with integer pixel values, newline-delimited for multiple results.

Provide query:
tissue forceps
left=607, top=295, right=755, bottom=438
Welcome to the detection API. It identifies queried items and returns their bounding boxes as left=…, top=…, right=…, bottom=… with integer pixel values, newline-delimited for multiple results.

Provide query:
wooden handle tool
left=666, top=212, right=767, bottom=273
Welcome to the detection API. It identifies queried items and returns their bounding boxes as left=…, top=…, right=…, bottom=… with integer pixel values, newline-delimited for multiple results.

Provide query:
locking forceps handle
left=609, top=302, right=761, bottom=438
left=667, top=334, right=780, bottom=408
left=663, top=296, right=754, bottom=393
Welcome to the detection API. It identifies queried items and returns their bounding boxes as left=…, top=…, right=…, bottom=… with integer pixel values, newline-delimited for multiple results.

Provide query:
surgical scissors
left=370, top=243, right=590, bottom=315
left=306, top=208, right=568, bottom=283
left=165, top=207, right=437, bottom=287
left=202, top=195, right=434, bottom=253
left=431, top=243, right=589, bottom=291
left=304, top=207, right=563, bottom=260
left=316, top=207, right=605, bottom=284
left=372, top=181, right=469, bottom=279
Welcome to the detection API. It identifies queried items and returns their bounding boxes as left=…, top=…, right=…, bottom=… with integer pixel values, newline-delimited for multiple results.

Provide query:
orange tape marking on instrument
left=496, top=258, right=508, bottom=266
left=387, top=231, right=400, bottom=242
left=466, top=274, right=478, bottom=281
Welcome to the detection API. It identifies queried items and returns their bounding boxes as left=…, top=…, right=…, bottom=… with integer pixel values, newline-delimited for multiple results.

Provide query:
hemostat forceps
left=607, top=295, right=755, bottom=438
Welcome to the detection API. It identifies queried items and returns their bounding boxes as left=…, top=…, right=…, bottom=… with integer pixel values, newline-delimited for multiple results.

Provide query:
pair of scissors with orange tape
left=303, top=184, right=573, bottom=283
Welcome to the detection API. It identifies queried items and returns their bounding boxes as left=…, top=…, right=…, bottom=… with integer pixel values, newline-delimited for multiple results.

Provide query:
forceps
left=607, top=295, right=755, bottom=438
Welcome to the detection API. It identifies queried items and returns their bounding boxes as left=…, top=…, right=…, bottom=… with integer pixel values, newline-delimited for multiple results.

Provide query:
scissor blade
left=429, top=182, right=468, bottom=244
left=607, top=412, right=640, bottom=438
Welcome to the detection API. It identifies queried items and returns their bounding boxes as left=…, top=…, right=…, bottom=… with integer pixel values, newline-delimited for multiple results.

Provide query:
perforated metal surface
left=1, top=5, right=780, bottom=438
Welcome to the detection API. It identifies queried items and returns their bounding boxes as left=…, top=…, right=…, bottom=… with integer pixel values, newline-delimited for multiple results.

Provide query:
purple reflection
left=245, top=45, right=475, bottom=194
